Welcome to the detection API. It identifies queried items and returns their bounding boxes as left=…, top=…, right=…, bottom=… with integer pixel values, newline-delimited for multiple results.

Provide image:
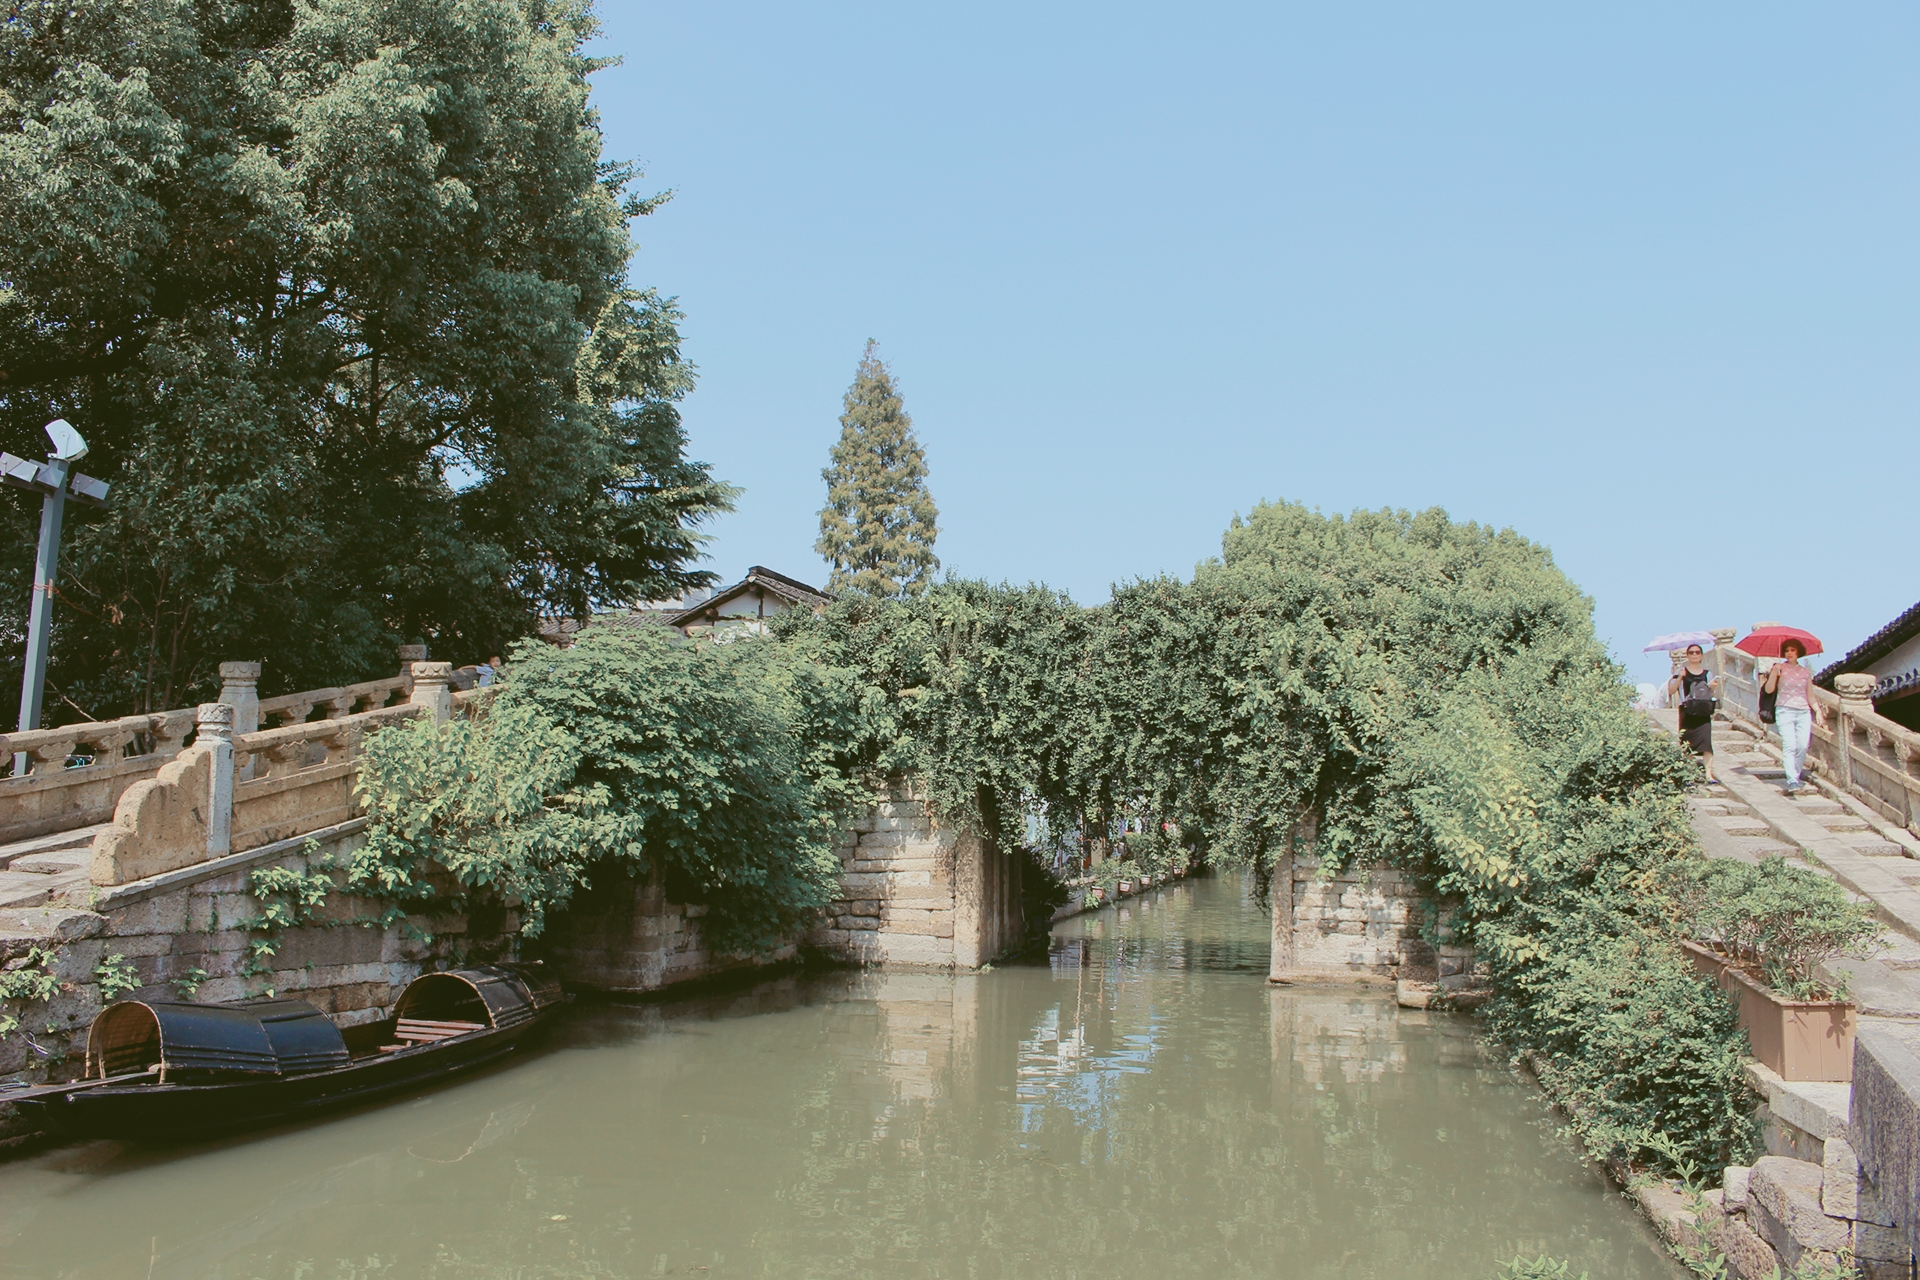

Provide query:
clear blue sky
left=586, top=3, right=1915, bottom=685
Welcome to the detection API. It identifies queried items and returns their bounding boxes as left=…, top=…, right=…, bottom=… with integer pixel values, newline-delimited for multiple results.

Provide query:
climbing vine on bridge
left=779, top=501, right=1757, bottom=1172
left=354, top=626, right=873, bottom=955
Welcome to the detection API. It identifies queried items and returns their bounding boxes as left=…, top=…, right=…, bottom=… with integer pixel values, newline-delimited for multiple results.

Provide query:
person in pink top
left=1762, top=639, right=1825, bottom=793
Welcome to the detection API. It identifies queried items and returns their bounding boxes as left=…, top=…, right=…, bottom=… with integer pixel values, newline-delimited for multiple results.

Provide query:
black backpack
left=1679, top=669, right=1717, bottom=722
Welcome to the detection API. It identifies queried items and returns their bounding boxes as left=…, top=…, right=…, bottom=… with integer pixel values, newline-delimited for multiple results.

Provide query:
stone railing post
left=198, top=702, right=234, bottom=858
left=220, top=660, right=262, bottom=780
left=397, top=645, right=428, bottom=697
left=1710, top=627, right=1736, bottom=683
left=1836, top=674, right=1878, bottom=794
left=409, top=662, right=453, bottom=725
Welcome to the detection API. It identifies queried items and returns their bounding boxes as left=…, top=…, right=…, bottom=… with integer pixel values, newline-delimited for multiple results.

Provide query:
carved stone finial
left=397, top=645, right=430, bottom=694
left=218, top=661, right=261, bottom=685
left=1835, top=673, right=1878, bottom=703
left=195, top=701, right=235, bottom=740
left=1710, top=629, right=1737, bottom=645
left=409, top=662, right=454, bottom=724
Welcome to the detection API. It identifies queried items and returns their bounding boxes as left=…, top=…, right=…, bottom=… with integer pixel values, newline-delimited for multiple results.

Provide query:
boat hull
left=13, top=1020, right=542, bottom=1143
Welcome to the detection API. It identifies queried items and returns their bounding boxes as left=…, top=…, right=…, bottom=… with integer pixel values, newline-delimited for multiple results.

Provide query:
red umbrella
left=1735, top=626, right=1824, bottom=658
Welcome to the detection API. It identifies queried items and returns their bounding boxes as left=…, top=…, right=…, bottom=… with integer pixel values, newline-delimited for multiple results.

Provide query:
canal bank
left=0, top=875, right=1679, bottom=1279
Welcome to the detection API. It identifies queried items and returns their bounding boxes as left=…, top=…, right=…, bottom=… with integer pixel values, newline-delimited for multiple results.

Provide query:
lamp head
left=43, top=419, right=87, bottom=462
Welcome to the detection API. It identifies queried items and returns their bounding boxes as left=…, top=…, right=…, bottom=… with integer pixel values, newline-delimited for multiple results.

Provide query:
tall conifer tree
left=816, top=342, right=940, bottom=598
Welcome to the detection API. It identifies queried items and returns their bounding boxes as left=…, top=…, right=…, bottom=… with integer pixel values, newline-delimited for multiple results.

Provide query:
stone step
left=0, top=866, right=88, bottom=910
left=1877, top=934, right=1920, bottom=970
left=0, top=904, right=101, bottom=942
left=1719, top=819, right=1773, bottom=837
left=8, top=850, right=88, bottom=875
left=0, top=824, right=105, bottom=870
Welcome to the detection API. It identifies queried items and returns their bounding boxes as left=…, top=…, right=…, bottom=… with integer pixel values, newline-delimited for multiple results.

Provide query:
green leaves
left=354, top=627, right=868, bottom=951
left=1670, top=856, right=1881, bottom=999
left=0, top=0, right=731, bottom=720
left=815, top=341, right=940, bottom=600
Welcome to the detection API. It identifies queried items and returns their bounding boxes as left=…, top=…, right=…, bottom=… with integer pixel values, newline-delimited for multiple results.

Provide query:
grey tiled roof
left=1816, top=598, right=1920, bottom=690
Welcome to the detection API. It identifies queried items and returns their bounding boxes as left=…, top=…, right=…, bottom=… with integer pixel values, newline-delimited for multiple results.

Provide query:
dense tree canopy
left=355, top=625, right=866, bottom=951
left=0, top=0, right=731, bottom=719
left=781, top=502, right=1757, bottom=1169
left=815, top=341, right=938, bottom=599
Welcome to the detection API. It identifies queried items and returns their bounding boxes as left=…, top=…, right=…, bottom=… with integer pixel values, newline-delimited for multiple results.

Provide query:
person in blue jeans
left=1762, top=639, right=1825, bottom=794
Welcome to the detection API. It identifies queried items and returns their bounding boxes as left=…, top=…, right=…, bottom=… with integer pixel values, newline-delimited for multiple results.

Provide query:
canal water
left=0, top=876, right=1680, bottom=1279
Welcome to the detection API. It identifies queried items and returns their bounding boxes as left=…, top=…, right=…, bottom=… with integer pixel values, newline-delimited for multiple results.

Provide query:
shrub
left=355, top=627, right=872, bottom=953
left=1670, top=857, right=1881, bottom=999
left=1491, top=1259, right=1587, bottom=1280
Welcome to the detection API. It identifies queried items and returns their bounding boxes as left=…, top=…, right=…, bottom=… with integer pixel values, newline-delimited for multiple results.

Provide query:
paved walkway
left=1664, top=709, right=1920, bottom=1024
left=0, top=825, right=103, bottom=950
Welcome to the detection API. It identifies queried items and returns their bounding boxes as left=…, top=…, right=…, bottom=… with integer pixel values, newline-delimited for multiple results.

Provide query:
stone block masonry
left=536, top=866, right=790, bottom=995
left=808, top=782, right=1025, bottom=971
left=1269, top=854, right=1435, bottom=985
left=0, top=820, right=496, bottom=1148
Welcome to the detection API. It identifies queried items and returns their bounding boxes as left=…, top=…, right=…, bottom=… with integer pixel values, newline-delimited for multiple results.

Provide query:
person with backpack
left=1762, top=638, right=1825, bottom=793
left=1666, top=643, right=1722, bottom=783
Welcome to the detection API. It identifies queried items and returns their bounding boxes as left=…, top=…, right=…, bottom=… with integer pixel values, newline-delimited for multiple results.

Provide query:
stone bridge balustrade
left=1714, top=632, right=1920, bottom=834
left=86, top=662, right=497, bottom=887
left=0, top=647, right=436, bottom=847
left=0, top=710, right=201, bottom=843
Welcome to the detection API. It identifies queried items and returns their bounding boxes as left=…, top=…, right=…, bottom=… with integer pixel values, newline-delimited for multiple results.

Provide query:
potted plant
left=1117, top=877, right=1135, bottom=894
left=1671, top=857, right=1880, bottom=1081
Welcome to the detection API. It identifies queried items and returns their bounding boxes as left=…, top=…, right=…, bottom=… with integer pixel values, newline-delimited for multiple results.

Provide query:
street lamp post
left=3, top=419, right=110, bottom=774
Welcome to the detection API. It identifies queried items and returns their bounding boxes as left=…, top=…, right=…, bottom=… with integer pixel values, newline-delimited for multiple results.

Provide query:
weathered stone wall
left=537, top=867, right=791, bottom=995
left=808, top=782, right=1026, bottom=970
left=1269, top=854, right=1433, bottom=984
left=0, top=820, right=495, bottom=1145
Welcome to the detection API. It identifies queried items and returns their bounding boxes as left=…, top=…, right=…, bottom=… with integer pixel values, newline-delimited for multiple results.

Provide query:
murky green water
left=0, top=876, right=1678, bottom=1279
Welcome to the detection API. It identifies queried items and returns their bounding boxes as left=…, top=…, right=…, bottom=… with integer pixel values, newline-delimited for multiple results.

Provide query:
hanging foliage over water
left=781, top=501, right=1759, bottom=1171
left=354, top=627, right=870, bottom=953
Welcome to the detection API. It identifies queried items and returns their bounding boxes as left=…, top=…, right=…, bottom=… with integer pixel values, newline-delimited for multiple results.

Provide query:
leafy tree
left=354, top=626, right=868, bottom=951
left=814, top=341, right=939, bottom=599
left=782, top=502, right=1758, bottom=1171
left=0, top=0, right=733, bottom=720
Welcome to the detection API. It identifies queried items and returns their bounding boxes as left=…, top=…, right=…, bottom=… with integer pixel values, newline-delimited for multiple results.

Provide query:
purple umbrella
left=1644, top=630, right=1717, bottom=653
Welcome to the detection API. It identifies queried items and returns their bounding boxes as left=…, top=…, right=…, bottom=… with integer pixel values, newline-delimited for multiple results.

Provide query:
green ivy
left=354, top=627, right=873, bottom=954
left=0, top=946, right=60, bottom=1038
left=93, top=954, right=140, bottom=1003
left=781, top=502, right=1755, bottom=1171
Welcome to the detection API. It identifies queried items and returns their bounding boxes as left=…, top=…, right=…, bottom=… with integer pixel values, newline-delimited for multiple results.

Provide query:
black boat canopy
left=394, top=965, right=565, bottom=1031
left=82, top=966, right=562, bottom=1080
left=87, top=999, right=351, bottom=1079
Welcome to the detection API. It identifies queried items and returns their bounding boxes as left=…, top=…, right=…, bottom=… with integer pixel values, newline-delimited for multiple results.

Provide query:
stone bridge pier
left=808, top=779, right=1026, bottom=970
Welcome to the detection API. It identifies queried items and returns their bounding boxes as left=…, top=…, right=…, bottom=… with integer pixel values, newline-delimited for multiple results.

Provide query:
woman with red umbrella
left=1747, top=627, right=1827, bottom=793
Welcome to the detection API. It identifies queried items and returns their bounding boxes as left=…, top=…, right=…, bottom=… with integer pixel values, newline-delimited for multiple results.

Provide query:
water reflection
left=0, top=877, right=1678, bottom=1279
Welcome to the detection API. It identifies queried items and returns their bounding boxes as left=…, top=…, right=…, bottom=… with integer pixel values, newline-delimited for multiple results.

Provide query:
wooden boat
left=1, top=963, right=563, bottom=1142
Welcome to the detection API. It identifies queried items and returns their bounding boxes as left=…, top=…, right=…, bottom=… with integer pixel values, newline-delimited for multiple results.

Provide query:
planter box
left=1681, top=939, right=1735, bottom=985
left=1139, top=874, right=1152, bottom=887
left=1681, top=941, right=1855, bottom=1082
left=1726, top=968, right=1855, bottom=1083
left=1118, top=880, right=1135, bottom=894
left=1090, top=887, right=1107, bottom=902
